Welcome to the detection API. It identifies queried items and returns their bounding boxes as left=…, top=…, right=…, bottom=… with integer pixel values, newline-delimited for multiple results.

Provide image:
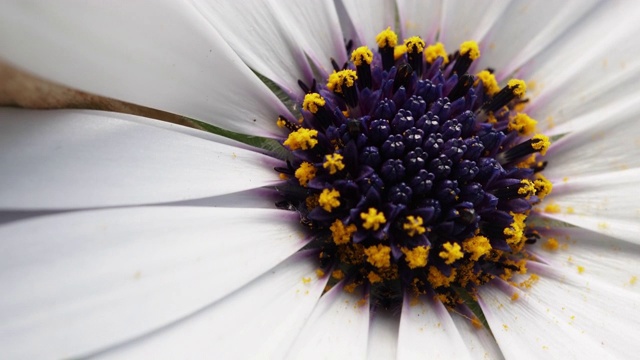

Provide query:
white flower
left=2, top=1, right=640, bottom=359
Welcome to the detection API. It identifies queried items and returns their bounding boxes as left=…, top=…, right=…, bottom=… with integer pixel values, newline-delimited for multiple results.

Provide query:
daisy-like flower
left=2, top=1, right=640, bottom=359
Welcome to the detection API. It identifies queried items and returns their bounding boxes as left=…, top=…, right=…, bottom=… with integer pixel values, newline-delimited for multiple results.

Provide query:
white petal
left=0, top=2, right=290, bottom=137
left=0, top=108, right=280, bottom=210
left=271, top=0, right=348, bottom=77
left=97, top=251, right=329, bottom=359
left=522, top=2, right=640, bottom=132
left=542, top=91, right=640, bottom=178
left=367, top=309, right=399, bottom=360
left=168, top=188, right=281, bottom=209
left=0, top=206, right=309, bottom=359
left=396, top=0, right=443, bottom=42
left=531, top=227, right=640, bottom=294
left=339, top=0, right=396, bottom=49
left=286, top=284, right=370, bottom=359
left=480, top=263, right=640, bottom=359
left=539, top=168, right=640, bottom=245
left=450, top=313, right=504, bottom=360
left=438, top=0, right=511, bottom=52
left=476, top=1, right=600, bottom=81
left=192, top=0, right=313, bottom=99
left=397, top=295, right=472, bottom=360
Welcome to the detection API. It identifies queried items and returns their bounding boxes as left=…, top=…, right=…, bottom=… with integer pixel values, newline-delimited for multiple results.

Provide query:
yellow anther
left=283, top=128, right=318, bottom=150
left=504, top=212, right=527, bottom=246
left=330, top=219, right=357, bottom=245
left=475, top=70, right=500, bottom=95
left=394, top=44, right=407, bottom=60
left=518, top=179, right=536, bottom=198
left=367, top=271, right=383, bottom=283
left=323, top=153, right=345, bottom=175
left=364, top=244, right=392, bottom=268
left=439, top=242, right=464, bottom=264
left=463, top=235, right=492, bottom=261
left=401, top=246, right=430, bottom=269
left=533, top=174, right=553, bottom=200
left=351, top=46, right=373, bottom=66
left=302, top=93, right=326, bottom=113
left=428, top=266, right=457, bottom=288
left=276, top=117, right=287, bottom=128
left=459, top=41, right=480, bottom=60
left=507, top=79, right=527, bottom=97
left=508, top=113, right=537, bottom=136
left=404, top=36, right=425, bottom=53
left=316, top=269, right=325, bottom=278
left=531, top=134, right=550, bottom=156
left=295, top=161, right=316, bottom=187
left=403, top=215, right=426, bottom=236
left=360, top=208, right=386, bottom=231
left=424, top=42, right=449, bottom=64
left=318, top=188, right=340, bottom=212
left=326, top=69, right=357, bottom=94
left=375, top=27, right=398, bottom=48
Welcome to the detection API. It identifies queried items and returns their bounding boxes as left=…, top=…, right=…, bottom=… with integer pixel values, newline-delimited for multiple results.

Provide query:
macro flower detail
left=1, top=1, right=640, bottom=359
left=276, top=28, right=553, bottom=310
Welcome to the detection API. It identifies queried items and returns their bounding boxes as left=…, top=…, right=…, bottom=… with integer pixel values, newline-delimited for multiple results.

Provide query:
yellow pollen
left=401, top=246, right=430, bottom=269
left=360, top=208, right=386, bottom=231
left=330, top=219, right=357, bottom=245
left=463, top=235, right=492, bottom=261
left=318, top=188, right=340, bottom=212
left=302, top=93, right=326, bottom=113
left=364, top=244, right=392, bottom=268
left=544, top=203, right=561, bottom=213
left=531, top=134, right=551, bottom=156
left=508, top=113, right=537, bottom=135
left=332, top=269, right=345, bottom=280
left=542, top=238, right=559, bottom=251
left=351, top=46, right=373, bottom=66
left=279, top=173, right=288, bottom=180
left=534, top=174, right=553, bottom=200
left=507, top=79, right=527, bottom=97
left=475, top=70, right=499, bottom=95
left=295, top=161, right=316, bottom=187
left=577, top=265, right=585, bottom=274
left=326, top=69, right=357, bottom=94
left=323, top=153, right=346, bottom=175
left=424, top=42, right=449, bottom=64
left=504, top=212, right=527, bottom=246
left=394, top=44, right=407, bottom=60
left=516, top=154, right=537, bottom=169
left=404, top=36, right=425, bottom=53
left=518, top=179, right=536, bottom=198
left=302, top=277, right=312, bottom=284
left=428, top=266, right=457, bottom=288
left=367, top=271, right=383, bottom=283
left=283, top=128, right=318, bottom=150
left=376, top=27, right=398, bottom=48
left=519, top=273, right=539, bottom=288
left=511, top=292, right=520, bottom=301
left=439, top=242, right=464, bottom=265
left=276, top=117, right=287, bottom=128
left=316, top=269, right=325, bottom=278
left=459, top=40, right=480, bottom=60
left=403, top=215, right=426, bottom=236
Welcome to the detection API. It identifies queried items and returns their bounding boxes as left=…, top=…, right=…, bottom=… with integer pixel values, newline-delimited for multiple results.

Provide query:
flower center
left=275, top=28, right=552, bottom=311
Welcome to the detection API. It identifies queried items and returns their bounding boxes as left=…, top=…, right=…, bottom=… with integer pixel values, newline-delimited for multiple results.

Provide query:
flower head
left=1, top=1, right=640, bottom=359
